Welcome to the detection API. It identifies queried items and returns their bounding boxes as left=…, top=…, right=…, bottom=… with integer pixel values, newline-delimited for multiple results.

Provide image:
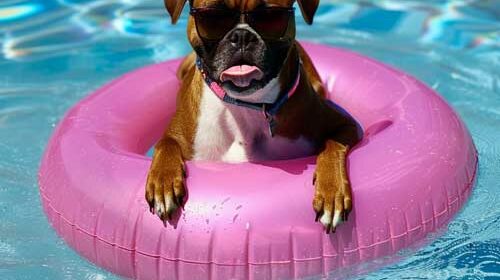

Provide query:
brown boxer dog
left=146, top=0, right=361, bottom=233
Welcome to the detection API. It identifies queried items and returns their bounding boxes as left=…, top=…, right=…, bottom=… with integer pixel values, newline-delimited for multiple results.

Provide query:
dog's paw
left=312, top=172, right=352, bottom=233
left=145, top=164, right=186, bottom=222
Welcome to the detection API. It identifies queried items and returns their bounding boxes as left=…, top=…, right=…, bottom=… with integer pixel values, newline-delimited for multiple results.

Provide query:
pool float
left=38, top=42, right=477, bottom=279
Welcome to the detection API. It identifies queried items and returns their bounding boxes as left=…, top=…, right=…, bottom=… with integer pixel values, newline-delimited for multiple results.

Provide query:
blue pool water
left=0, top=0, right=499, bottom=279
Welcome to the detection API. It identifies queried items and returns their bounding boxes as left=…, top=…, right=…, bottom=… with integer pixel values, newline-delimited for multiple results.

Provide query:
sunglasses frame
left=189, top=6, right=296, bottom=41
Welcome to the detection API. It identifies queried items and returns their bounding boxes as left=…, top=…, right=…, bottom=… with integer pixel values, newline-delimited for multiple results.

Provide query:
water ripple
left=0, top=0, right=499, bottom=279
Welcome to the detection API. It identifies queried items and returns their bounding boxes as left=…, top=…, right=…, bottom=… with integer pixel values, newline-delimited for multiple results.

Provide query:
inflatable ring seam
left=39, top=154, right=477, bottom=265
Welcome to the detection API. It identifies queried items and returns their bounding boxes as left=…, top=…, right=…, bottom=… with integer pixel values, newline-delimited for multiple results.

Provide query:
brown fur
left=148, top=0, right=360, bottom=231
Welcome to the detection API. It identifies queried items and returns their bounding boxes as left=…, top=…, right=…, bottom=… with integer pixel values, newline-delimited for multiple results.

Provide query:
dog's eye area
left=190, top=7, right=294, bottom=41
left=246, top=8, right=294, bottom=38
left=190, top=8, right=240, bottom=40
left=190, top=7, right=240, bottom=22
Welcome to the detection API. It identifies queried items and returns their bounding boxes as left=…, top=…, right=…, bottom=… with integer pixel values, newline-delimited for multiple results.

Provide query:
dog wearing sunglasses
left=146, top=0, right=361, bottom=233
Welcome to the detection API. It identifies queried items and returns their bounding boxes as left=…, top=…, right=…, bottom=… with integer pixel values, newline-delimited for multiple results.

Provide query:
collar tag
left=263, top=104, right=277, bottom=137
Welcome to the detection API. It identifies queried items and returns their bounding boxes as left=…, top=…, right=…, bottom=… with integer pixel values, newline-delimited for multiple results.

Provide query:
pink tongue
left=220, top=65, right=264, bottom=88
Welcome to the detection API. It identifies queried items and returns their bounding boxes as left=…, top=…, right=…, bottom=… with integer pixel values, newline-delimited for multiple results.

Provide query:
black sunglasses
left=189, top=7, right=295, bottom=41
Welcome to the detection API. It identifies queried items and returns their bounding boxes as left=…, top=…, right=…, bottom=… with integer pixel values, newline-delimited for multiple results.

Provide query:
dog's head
left=164, top=0, right=319, bottom=103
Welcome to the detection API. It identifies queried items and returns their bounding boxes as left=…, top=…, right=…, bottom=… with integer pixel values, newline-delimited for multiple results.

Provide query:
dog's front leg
left=313, top=140, right=352, bottom=233
left=146, top=137, right=186, bottom=221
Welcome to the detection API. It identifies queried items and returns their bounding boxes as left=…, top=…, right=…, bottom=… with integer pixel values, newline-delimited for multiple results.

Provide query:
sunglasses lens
left=193, top=9, right=238, bottom=40
left=248, top=9, right=293, bottom=39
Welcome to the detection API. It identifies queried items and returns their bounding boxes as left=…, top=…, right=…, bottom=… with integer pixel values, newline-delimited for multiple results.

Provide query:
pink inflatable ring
left=39, top=42, right=477, bottom=279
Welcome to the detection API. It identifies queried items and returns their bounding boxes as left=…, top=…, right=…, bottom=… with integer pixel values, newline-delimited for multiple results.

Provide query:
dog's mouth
left=220, top=64, right=264, bottom=88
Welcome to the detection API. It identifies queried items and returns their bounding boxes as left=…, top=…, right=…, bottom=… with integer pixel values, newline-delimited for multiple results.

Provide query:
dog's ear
left=164, top=0, right=188, bottom=24
left=297, top=0, right=319, bottom=25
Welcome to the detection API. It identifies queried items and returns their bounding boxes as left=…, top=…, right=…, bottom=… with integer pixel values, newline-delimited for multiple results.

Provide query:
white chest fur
left=192, top=84, right=315, bottom=163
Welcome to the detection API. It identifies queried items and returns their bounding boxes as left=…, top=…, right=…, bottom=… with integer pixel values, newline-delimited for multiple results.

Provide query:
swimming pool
left=0, top=0, right=498, bottom=279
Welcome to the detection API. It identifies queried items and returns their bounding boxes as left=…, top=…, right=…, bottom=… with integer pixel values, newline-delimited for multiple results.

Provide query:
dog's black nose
left=229, top=28, right=258, bottom=48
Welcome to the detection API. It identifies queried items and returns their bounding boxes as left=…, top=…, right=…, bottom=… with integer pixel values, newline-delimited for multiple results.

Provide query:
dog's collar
left=195, top=57, right=301, bottom=137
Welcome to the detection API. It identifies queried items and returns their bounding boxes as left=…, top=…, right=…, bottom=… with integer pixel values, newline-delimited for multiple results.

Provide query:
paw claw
left=315, top=211, right=322, bottom=222
left=145, top=165, right=186, bottom=223
left=332, top=210, right=342, bottom=228
left=165, top=194, right=178, bottom=215
left=319, top=210, right=332, bottom=228
left=155, top=202, right=166, bottom=220
left=313, top=173, right=352, bottom=233
left=342, top=210, right=349, bottom=222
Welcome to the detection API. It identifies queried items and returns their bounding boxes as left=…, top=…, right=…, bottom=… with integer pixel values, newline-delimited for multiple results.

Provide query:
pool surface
left=1, top=0, right=499, bottom=279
